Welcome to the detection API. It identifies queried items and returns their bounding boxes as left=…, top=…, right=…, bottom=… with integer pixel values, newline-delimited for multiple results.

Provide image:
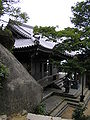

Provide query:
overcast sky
left=19, top=0, right=84, bottom=29
left=0, top=0, right=84, bottom=29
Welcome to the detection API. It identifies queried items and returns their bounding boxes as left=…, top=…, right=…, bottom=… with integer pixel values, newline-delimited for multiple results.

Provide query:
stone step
left=54, top=78, right=64, bottom=84
left=84, top=90, right=90, bottom=105
left=54, top=90, right=75, bottom=99
left=75, top=88, right=88, bottom=98
left=57, top=82, right=63, bottom=87
left=65, top=97, right=80, bottom=103
left=65, top=88, right=89, bottom=105
left=58, top=84, right=63, bottom=89
left=52, top=84, right=62, bottom=90
left=67, top=101, right=79, bottom=106
left=42, top=91, right=53, bottom=101
left=84, top=90, right=90, bottom=101
left=66, top=90, right=90, bottom=107
left=53, top=84, right=63, bottom=90
left=50, top=101, right=68, bottom=117
left=42, top=95, right=64, bottom=115
left=53, top=78, right=65, bottom=90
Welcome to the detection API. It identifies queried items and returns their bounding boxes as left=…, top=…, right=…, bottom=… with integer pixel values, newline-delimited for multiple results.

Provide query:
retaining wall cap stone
left=27, top=113, right=72, bottom=120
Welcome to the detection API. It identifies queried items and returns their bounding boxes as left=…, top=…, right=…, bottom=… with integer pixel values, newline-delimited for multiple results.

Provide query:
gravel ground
left=84, top=100, right=90, bottom=116
left=61, top=106, right=75, bottom=119
left=8, top=114, right=27, bottom=120
left=61, top=100, right=90, bottom=119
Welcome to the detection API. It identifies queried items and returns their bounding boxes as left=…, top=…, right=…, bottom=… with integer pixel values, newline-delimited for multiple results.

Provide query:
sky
left=0, top=0, right=84, bottom=29
left=18, top=0, right=84, bottom=30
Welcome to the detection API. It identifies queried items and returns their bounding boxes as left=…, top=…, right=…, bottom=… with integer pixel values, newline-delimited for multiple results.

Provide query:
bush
left=34, top=103, right=46, bottom=115
left=0, top=62, right=8, bottom=88
left=0, top=28, right=14, bottom=50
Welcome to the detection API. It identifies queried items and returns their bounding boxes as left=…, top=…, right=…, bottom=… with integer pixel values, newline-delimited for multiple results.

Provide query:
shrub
left=34, top=103, right=46, bottom=115
left=0, top=28, right=14, bottom=50
left=0, top=62, right=8, bottom=88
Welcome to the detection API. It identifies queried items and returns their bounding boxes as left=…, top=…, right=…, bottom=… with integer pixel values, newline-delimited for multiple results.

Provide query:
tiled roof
left=14, top=37, right=57, bottom=50
left=12, top=24, right=32, bottom=38
left=14, top=39, right=34, bottom=48
left=39, top=38, right=57, bottom=49
left=9, top=22, right=57, bottom=49
left=10, top=23, right=72, bottom=57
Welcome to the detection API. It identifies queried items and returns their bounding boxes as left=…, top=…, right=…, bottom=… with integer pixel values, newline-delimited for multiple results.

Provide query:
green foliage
left=84, top=58, right=90, bottom=71
left=10, top=7, right=29, bottom=23
left=33, top=0, right=90, bottom=74
left=34, top=26, right=57, bottom=41
left=61, top=57, right=85, bottom=74
left=0, top=27, right=14, bottom=50
left=35, top=103, right=46, bottom=115
left=0, top=28, right=12, bottom=37
left=0, top=0, right=29, bottom=23
left=71, top=0, right=90, bottom=29
left=55, top=27, right=84, bottom=52
left=0, top=0, right=3, bottom=16
left=19, top=12, right=29, bottom=23
left=72, top=104, right=90, bottom=120
left=0, top=62, right=8, bottom=88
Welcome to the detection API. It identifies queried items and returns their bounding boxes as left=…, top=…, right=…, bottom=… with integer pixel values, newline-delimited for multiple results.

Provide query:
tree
left=34, top=26, right=57, bottom=42
left=33, top=1, right=90, bottom=98
left=56, top=0, right=90, bottom=96
left=0, top=0, right=29, bottom=50
left=34, top=0, right=90, bottom=73
left=71, top=0, right=90, bottom=29
left=0, top=0, right=29, bottom=23
left=58, top=0, right=90, bottom=71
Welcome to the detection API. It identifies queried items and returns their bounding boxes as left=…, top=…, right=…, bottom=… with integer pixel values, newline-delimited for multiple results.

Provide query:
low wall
left=27, top=113, right=72, bottom=120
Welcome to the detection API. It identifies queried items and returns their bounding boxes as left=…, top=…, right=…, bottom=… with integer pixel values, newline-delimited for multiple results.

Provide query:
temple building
left=5, top=21, right=90, bottom=116
left=7, top=21, right=72, bottom=88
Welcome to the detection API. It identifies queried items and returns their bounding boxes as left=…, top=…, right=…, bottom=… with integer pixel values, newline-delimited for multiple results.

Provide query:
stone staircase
left=50, top=101, right=68, bottom=117
left=42, top=94, right=68, bottom=117
left=42, top=86, right=90, bottom=117
left=53, top=77, right=65, bottom=90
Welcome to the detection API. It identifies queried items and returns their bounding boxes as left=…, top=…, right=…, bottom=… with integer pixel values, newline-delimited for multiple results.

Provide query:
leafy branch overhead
left=71, top=0, right=90, bottom=29
left=0, top=0, right=29, bottom=23
left=34, top=26, right=57, bottom=41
